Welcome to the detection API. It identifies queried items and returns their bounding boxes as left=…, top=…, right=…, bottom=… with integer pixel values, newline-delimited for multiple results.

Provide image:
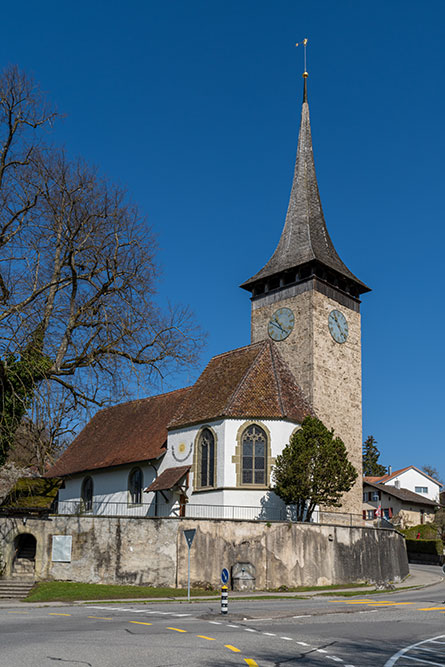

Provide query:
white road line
left=293, top=614, right=311, bottom=618
left=227, top=624, right=239, bottom=628
left=297, top=641, right=310, bottom=646
left=244, top=628, right=257, bottom=632
left=326, top=657, right=343, bottom=663
left=384, top=635, right=445, bottom=667
left=280, top=636, right=293, bottom=641
left=263, top=632, right=276, bottom=636
left=208, top=621, right=221, bottom=625
left=317, top=649, right=328, bottom=653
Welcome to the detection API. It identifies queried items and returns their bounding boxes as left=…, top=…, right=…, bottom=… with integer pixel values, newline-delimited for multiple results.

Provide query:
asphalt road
left=1, top=573, right=445, bottom=666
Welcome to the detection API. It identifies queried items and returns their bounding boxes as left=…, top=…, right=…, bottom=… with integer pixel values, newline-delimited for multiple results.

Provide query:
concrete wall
left=0, top=516, right=408, bottom=588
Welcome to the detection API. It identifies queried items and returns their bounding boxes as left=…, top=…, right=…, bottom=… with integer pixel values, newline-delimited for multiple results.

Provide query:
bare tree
left=0, top=66, right=203, bottom=466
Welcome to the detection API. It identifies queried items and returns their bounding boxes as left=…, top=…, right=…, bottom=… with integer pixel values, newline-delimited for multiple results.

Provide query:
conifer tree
left=273, top=416, right=357, bottom=521
left=362, top=436, right=387, bottom=476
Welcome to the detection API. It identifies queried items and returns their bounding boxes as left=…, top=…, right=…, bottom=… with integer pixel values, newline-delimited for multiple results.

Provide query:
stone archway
left=12, top=533, right=36, bottom=579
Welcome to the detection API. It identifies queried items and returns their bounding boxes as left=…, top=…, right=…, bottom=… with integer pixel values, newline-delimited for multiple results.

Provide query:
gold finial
left=296, top=38, right=308, bottom=77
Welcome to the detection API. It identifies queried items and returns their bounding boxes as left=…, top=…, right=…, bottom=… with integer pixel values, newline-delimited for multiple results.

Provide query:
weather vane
left=295, top=38, right=308, bottom=77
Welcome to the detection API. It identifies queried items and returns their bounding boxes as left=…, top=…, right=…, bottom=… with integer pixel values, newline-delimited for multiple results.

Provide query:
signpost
left=221, top=568, right=229, bottom=614
left=221, top=568, right=229, bottom=585
left=183, top=529, right=196, bottom=603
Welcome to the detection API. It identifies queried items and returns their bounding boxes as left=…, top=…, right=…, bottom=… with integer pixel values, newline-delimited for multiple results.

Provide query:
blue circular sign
left=221, top=568, right=229, bottom=584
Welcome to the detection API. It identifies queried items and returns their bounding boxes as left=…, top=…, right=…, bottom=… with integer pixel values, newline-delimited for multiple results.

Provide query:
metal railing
left=54, top=499, right=365, bottom=526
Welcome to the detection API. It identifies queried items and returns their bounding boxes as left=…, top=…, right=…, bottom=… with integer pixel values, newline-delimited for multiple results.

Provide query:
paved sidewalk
left=0, top=564, right=443, bottom=608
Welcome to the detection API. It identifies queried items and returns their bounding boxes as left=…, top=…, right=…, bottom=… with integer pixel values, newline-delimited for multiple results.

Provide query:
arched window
left=198, top=428, right=215, bottom=488
left=241, top=424, right=267, bottom=485
left=128, top=467, right=143, bottom=505
left=81, top=476, right=93, bottom=511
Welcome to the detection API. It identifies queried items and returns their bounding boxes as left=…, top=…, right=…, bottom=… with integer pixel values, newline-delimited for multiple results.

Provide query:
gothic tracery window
left=198, top=428, right=215, bottom=488
left=241, top=424, right=267, bottom=485
left=128, top=467, right=143, bottom=505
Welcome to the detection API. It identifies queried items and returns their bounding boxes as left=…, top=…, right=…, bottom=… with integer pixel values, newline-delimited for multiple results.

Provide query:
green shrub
left=401, top=523, right=439, bottom=540
left=405, top=538, right=443, bottom=555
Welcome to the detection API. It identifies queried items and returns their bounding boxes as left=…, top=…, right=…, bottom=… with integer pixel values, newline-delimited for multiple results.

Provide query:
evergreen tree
left=273, top=416, right=358, bottom=521
left=362, top=436, right=387, bottom=476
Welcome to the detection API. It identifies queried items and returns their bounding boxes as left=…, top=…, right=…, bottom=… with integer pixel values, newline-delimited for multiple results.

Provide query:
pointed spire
left=241, top=74, right=369, bottom=297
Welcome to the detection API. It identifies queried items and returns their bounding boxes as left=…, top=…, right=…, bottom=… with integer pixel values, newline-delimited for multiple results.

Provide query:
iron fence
left=55, top=499, right=365, bottom=526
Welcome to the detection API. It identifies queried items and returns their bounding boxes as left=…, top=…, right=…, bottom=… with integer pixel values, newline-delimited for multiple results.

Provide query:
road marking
left=293, top=614, right=311, bottom=618
left=317, top=649, right=328, bottom=653
left=371, top=602, right=413, bottom=606
left=87, top=616, right=112, bottom=620
left=225, top=645, right=241, bottom=653
left=7, top=611, right=29, bottom=614
left=263, top=632, right=276, bottom=636
left=297, top=641, right=310, bottom=646
left=167, top=627, right=187, bottom=633
left=384, top=634, right=445, bottom=667
left=208, top=621, right=222, bottom=625
left=244, top=628, right=257, bottom=632
left=280, top=636, right=293, bottom=641
left=130, top=621, right=153, bottom=626
left=197, top=635, right=216, bottom=641
left=48, top=613, right=72, bottom=616
left=417, top=607, right=445, bottom=611
left=326, top=657, right=343, bottom=663
left=228, top=624, right=239, bottom=628
left=244, top=660, right=258, bottom=666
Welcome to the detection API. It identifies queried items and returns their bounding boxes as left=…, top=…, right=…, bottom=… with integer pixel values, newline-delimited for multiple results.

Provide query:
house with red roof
left=365, top=466, right=442, bottom=504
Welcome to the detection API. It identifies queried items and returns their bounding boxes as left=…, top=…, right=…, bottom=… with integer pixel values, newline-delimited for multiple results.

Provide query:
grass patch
left=25, top=581, right=216, bottom=603
left=269, top=583, right=369, bottom=593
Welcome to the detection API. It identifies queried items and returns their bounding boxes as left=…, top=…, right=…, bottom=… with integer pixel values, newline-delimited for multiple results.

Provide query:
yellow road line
left=244, top=660, right=258, bottom=666
left=48, top=613, right=72, bottom=616
left=87, top=616, right=112, bottom=620
left=130, top=621, right=153, bottom=626
left=417, top=607, right=445, bottom=611
left=7, top=611, right=29, bottom=614
left=225, top=645, right=241, bottom=653
left=196, top=635, right=216, bottom=641
left=371, top=602, right=414, bottom=606
left=167, top=627, right=187, bottom=633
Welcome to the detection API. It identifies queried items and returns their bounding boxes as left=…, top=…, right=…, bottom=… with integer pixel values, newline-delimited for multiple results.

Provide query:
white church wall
left=58, top=463, right=158, bottom=516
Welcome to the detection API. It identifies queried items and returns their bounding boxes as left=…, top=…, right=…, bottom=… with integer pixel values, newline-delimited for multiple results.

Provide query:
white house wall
left=385, top=469, right=441, bottom=502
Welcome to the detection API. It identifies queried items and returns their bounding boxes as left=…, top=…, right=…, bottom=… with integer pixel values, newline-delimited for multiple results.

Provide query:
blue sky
left=2, top=1, right=444, bottom=480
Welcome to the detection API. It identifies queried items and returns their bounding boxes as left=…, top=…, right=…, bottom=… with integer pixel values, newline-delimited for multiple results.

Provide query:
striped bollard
left=221, top=585, right=228, bottom=615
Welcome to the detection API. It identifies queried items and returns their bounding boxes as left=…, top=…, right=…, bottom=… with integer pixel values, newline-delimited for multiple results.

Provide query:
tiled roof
left=168, top=340, right=313, bottom=429
left=364, top=480, right=437, bottom=507
left=45, top=388, right=191, bottom=477
left=145, top=465, right=191, bottom=492
left=368, top=466, right=442, bottom=487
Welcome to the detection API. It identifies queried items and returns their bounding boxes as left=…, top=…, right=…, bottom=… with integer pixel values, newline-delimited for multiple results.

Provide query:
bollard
left=221, top=585, right=228, bottom=615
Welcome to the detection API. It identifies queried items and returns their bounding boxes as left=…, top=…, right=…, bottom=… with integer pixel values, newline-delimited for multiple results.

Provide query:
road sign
left=184, top=529, right=196, bottom=548
left=221, top=567, right=229, bottom=584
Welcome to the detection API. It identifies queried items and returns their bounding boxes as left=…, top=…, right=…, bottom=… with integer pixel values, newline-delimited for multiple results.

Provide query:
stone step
left=0, top=580, right=35, bottom=599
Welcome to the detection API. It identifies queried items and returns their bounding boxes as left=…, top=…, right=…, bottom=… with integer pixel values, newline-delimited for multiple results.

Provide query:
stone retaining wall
left=0, top=516, right=409, bottom=588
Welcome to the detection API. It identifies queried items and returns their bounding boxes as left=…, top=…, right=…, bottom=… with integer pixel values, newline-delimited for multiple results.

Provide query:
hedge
left=405, top=539, right=443, bottom=555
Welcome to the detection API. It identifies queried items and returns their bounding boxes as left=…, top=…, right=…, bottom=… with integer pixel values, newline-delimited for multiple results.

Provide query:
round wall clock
left=328, top=309, right=348, bottom=344
left=268, top=307, right=295, bottom=341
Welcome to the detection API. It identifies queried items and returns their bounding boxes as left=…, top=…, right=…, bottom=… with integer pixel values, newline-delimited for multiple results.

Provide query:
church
left=47, top=72, right=370, bottom=523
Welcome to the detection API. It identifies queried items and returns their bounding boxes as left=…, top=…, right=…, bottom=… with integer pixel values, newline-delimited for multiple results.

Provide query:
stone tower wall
left=251, top=283, right=363, bottom=516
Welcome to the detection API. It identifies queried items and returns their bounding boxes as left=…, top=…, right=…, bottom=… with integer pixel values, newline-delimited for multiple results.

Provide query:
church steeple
left=241, top=74, right=370, bottom=301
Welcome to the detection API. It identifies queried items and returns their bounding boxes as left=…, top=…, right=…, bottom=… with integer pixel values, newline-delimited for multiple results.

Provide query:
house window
left=415, top=486, right=428, bottom=494
left=371, top=491, right=380, bottom=501
left=81, top=476, right=93, bottom=512
left=198, top=428, right=215, bottom=488
left=128, top=467, right=143, bottom=505
left=363, top=492, right=369, bottom=502
left=365, top=509, right=375, bottom=520
left=241, top=424, right=267, bottom=485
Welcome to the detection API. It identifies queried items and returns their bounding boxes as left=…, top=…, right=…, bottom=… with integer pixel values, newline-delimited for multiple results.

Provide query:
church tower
left=240, top=73, right=370, bottom=515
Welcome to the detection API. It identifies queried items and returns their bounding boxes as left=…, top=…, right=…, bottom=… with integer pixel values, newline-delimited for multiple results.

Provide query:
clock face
left=268, top=307, right=295, bottom=341
left=328, top=309, right=348, bottom=344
